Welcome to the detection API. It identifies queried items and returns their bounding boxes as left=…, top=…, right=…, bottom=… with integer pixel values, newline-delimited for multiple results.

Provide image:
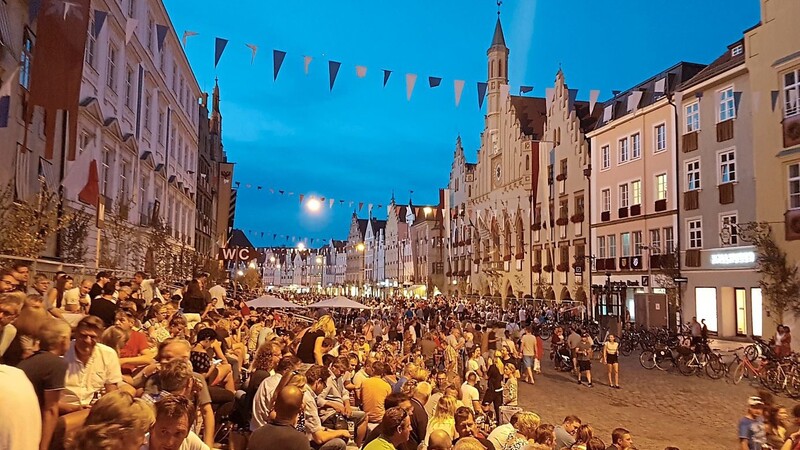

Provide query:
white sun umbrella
left=247, top=295, right=302, bottom=309
left=306, top=296, right=372, bottom=309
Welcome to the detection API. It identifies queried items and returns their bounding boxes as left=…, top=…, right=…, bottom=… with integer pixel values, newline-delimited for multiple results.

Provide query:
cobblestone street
left=516, top=351, right=765, bottom=450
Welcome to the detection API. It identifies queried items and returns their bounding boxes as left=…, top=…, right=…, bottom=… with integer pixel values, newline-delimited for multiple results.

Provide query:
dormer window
left=731, top=45, right=743, bottom=57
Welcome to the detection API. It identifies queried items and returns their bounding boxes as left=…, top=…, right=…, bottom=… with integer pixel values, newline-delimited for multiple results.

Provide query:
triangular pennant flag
left=454, top=80, right=465, bottom=107
left=383, top=70, right=392, bottom=87
left=273, top=50, right=286, bottom=81
left=182, top=30, right=198, bottom=47
left=734, top=91, right=743, bottom=115
left=154, top=24, right=168, bottom=52
left=339, top=200, right=344, bottom=205
left=429, top=77, right=442, bottom=88
left=214, top=37, right=229, bottom=68
left=303, top=56, right=313, bottom=75
left=329, top=199, right=334, bottom=208
left=246, top=44, right=258, bottom=64
left=545, top=87, right=554, bottom=111
left=299, top=194, right=305, bottom=203
left=93, top=10, right=107, bottom=38
left=406, top=74, right=417, bottom=101
left=589, top=89, right=600, bottom=113
left=29, top=0, right=41, bottom=21
left=519, top=86, right=533, bottom=95
left=368, top=203, right=373, bottom=213
left=279, top=190, right=285, bottom=195
left=328, top=61, right=341, bottom=91
left=568, top=88, right=579, bottom=111
left=273, top=234, right=277, bottom=240
left=356, top=65, right=368, bottom=78
left=358, top=202, right=364, bottom=211
left=771, top=90, right=780, bottom=112
left=477, top=82, right=488, bottom=109
left=125, top=18, right=138, bottom=44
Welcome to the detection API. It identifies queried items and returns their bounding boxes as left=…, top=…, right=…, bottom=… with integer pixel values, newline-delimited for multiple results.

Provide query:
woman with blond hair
left=66, top=390, right=155, bottom=450
left=499, top=411, right=540, bottom=450
left=570, top=424, right=595, bottom=450
left=3, top=295, right=48, bottom=365
left=424, top=394, right=459, bottom=444
left=296, top=314, right=336, bottom=366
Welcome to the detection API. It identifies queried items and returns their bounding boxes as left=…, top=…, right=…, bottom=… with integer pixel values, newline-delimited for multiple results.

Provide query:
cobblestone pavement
left=516, top=350, right=765, bottom=450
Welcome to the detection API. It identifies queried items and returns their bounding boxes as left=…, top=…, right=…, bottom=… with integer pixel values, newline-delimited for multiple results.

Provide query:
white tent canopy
left=306, top=296, right=372, bottom=309
left=247, top=295, right=303, bottom=309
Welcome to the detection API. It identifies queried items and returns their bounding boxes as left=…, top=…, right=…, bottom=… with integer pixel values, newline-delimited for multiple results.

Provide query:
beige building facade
left=746, top=0, right=800, bottom=337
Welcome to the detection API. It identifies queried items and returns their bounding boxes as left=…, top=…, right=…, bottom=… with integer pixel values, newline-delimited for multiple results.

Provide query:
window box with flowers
left=531, top=222, right=541, bottom=231
left=556, top=217, right=569, bottom=226
left=572, top=261, right=585, bottom=270
left=465, top=238, right=471, bottom=245
left=570, top=214, right=584, bottom=223
left=556, top=173, right=567, bottom=181
left=503, top=254, right=512, bottom=262
left=532, top=263, right=542, bottom=273
left=543, top=264, right=554, bottom=273
left=483, top=256, right=491, bottom=263
left=515, top=252, right=525, bottom=260
left=473, top=258, right=481, bottom=264
left=557, top=263, right=569, bottom=272
left=446, top=271, right=452, bottom=277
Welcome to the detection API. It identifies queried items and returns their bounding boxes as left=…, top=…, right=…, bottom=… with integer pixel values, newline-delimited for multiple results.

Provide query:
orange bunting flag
left=358, top=202, right=364, bottom=211
left=299, top=194, right=305, bottom=203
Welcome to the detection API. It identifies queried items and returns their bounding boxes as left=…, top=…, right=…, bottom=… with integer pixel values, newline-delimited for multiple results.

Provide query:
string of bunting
left=177, top=28, right=536, bottom=107
left=244, top=230, right=334, bottom=247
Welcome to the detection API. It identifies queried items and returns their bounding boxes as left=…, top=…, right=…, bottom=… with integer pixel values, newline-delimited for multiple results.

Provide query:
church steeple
left=486, top=13, right=508, bottom=127
left=210, top=78, right=222, bottom=135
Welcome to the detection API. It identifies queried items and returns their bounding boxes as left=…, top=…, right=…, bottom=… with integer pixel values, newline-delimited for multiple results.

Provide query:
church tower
left=486, top=17, right=508, bottom=129
left=210, top=78, right=222, bottom=136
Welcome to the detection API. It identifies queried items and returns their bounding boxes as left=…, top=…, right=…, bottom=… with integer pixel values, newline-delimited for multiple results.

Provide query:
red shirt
left=120, top=330, right=150, bottom=373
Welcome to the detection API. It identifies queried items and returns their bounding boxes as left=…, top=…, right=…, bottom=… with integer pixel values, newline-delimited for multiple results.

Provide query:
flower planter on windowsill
left=515, top=253, right=525, bottom=260
left=532, top=264, right=542, bottom=273
left=543, top=264, right=554, bottom=273
left=531, top=223, right=541, bottom=231
left=473, top=259, right=481, bottom=264
left=556, top=218, right=569, bottom=226
left=570, top=214, right=584, bottom=223
left=557, top=263, right=569, bottom=272
left=556, top=173, right=567, bottom=181
left=503, top=254, right=512, bottom=262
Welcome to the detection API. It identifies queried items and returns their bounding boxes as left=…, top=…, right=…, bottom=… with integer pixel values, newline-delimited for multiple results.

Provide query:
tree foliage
left=740, top=222, right=800, bottom=322
left=60, top=207, right=92, bottom=264
left=0, top=182, right=71, bottom=258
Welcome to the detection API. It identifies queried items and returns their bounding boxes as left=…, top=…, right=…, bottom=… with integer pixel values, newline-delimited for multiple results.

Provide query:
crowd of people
left=0, top=261, right=748, bottom=450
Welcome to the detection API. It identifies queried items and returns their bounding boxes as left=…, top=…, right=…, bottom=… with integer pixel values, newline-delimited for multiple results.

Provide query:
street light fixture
left=297, top=242, right=306, bottom=251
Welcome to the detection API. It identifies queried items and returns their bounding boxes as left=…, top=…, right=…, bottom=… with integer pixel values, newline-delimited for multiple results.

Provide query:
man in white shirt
left=62, top=279, right=93, bottom=313
left=62, top=316, right=122, bottom=408
left=134, top=271, right=162, bottom=306
left=0, top=364, right=41, bottom=450
left=487, top=412, right=521, bottom=450
left=141, top=395, right=209, bottom=450
left=251, top=354, right=301, bottom=430
left=460, top=372, right=481, bottom=413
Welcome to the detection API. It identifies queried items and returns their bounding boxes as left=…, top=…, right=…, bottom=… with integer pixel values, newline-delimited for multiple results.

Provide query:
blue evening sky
left=164, top=0, right=760, bottom=248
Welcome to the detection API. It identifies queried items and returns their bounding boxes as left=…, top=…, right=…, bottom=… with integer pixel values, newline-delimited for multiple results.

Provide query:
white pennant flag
left=329, top=198, right=334, bottom=208
left=245, top=44, right=258, bottom=65
left=406, top=73, right=417, bottom=101
left=125, top=19, right=139, bottom=44
left=545, top=87, right=554, bottom=111
left=454, top=80, right=465, bottom=107
left=356, top=65, right=368, bottom=78
left=589, top=89, right=600, bottom=113
left=303, top=56, right=313, bottom=75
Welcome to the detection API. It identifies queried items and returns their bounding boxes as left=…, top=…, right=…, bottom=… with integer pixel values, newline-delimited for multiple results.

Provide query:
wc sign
left=218, top=247, right=260, bottom=261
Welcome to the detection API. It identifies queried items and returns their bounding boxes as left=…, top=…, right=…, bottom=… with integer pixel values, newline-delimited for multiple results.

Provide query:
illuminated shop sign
left=709, top=251, right=756, bottom=266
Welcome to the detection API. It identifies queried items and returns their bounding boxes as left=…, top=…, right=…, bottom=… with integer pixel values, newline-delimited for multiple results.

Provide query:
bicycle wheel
left=743, top=344, right=759, bottom=362
left=639, top=350, right=656, bottom=370
left=540, top=327, right=552, bottom=341
left=785, top=373, right=800, bottom=398
left=732, top=361, right=748, bottom=385
left=620, top=341, right=634, bottom=357
left=677, top=355, right=696, bottom=376
left=705, top=354, right=726, bottom=380
left=655, top=352, right=675, bottom=371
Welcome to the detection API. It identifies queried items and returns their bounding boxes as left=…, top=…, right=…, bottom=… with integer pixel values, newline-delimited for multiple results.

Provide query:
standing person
left=460, top=372, right=481, bottom=413
left=606, top=428, right=633, bottom=450
left=481, top=352, right=504, bottom=423
left=363, top=406, right=412, bottom=450
left=690, top=316, right=702, bottom=348
left=88, top=279, right=119, bottom=328
left=602, top=334, right=620, bottom=388
left=88, top=271, right=111, bottom=301
left=575, top=333, right=593, bottom=387
left=566, top=327, right=582, bottom=374
left=739, top=396, right=767, bottom=450
left=18, top=318, right=71, bottom=450
left=519, top=326, right=536, bottom=384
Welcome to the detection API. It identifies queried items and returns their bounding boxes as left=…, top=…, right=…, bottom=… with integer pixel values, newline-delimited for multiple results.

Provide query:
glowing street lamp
left=269, top=256, right=276, bottom=263
left=297, top=242, right=306, bottom=251
left=236, top=270, right=244, bottom=276
left=306, top=197, right=322, bottom=213
left=356, top=243, right=365, bottom=252
left=423, top=206, right=433, bottom=216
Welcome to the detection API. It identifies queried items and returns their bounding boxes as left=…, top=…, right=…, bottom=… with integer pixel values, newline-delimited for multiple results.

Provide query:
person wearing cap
left=739, top=396, right=767, bottom=450
left=575, top=333, right=593, bottom=387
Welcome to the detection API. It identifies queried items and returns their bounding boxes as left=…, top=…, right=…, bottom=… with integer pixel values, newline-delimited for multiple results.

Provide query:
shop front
left=683, top=247, right=763, bottom=338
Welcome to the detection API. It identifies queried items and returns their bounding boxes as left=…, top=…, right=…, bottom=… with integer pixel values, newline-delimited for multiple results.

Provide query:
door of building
left=735, top=288, right=748, bottom=336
